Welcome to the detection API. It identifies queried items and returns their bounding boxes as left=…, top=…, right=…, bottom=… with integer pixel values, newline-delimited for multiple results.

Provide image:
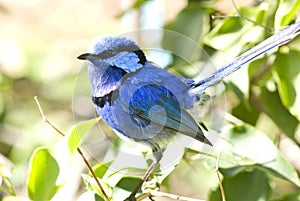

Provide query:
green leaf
left=66, top=117, right=100, bottom=154
left=219, top=153, right=300, bottom=187
left=205, top=6, right=266, bottom=51
left=93, top=161, right=114, bottom=178
left=164, top=5, right=207, bottom=43
left=94, top=193, right=105, bottom=201
left=163, top=3, right=209, bottom=68
left=223, top=125, right=278, bottom=164
left=265, top=0, right=280, bottom=28
left=273, top=49, right=300, bottom=120
left=110, top=177, right=143, bottom=201
left=251, top=87, right=299, bottom=141
left=227, top=82, right=260, bottom=125
left=231, top=103, right=259, bottom=125
left=209, top=170, right=272, bottom=201
left=260, top=150, right=300, bottom=186
left=248, top=57, right=273, bottom=86
left=275, top=0, right=300, bottom=27
left=214, top=124, right=300, bottom=186
left=116, top=177, right=141, bottom=192
left=27, top=148, right=60, bottom=201
left=205, top=17, right=244, bottom=50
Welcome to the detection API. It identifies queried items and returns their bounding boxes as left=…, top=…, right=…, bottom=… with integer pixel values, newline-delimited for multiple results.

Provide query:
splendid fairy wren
left=77, top=22, right=300, bottom=199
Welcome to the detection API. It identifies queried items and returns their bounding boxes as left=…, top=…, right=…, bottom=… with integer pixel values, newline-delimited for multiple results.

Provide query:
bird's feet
left=123, top=180, right=159, bottom=201
left=141, top=180, right=159, bottom=192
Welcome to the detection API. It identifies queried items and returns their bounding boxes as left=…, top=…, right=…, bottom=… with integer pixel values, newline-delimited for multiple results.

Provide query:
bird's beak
left=77, top=53, right=99, bottom=60
left=77, top=53, right=89, bottom=60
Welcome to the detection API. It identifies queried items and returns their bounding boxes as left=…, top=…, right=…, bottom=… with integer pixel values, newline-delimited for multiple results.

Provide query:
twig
left=232, top=0, right=273, bottom=33
left=215, top=152, right=226, bottom=201
left=34, top=96, right=110, bottom=201
left=212, top=0, right=274, bottom=33
left=34, top=96, right=65, bottom=137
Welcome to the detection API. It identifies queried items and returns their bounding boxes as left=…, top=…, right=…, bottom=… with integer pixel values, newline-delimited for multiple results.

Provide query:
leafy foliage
left=210, top=170, right=272, bottom=201
left=1, top=0, right=300, bottom=201
left=27, top=148, right=60, bottom=201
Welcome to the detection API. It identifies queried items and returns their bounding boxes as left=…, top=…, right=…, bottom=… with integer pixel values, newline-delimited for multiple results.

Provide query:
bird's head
left=78, top=36, right=147, bottom=97
left=77, top=36, right=147, bottom=73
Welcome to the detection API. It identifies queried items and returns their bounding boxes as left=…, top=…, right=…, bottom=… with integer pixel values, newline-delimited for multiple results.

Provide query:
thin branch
left=34, top=96, right=110, bottom=201
left=212, top=0, right=274, bottom=33
left=232, top=0, right=274, bottom=33
left=215, top=152, right=226, bottom=201
left=34, top=96, right=65, bottom=137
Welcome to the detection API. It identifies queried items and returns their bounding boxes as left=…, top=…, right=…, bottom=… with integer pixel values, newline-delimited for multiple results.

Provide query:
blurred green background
left=1, top=0, right=300, bottom=201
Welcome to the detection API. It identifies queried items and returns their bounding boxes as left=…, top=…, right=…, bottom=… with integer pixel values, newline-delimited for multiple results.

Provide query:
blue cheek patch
left=105, top=52, right=143, bottom=73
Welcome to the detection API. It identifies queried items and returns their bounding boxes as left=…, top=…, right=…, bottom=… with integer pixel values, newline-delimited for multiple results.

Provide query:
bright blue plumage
left=77, top=22, right=300, bottom=199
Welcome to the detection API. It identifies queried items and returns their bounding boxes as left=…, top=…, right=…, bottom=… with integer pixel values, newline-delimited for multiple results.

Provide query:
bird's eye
left=98, top=49, right=118, bottom=59
left=106, top=50, right=117, bottom=57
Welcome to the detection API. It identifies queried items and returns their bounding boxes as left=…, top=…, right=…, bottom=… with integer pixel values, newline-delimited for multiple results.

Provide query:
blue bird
left=78, top=22, right=300, bottom=200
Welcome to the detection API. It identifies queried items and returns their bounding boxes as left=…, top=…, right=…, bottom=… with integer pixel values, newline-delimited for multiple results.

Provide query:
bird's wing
left=117, top=65, right=211, bottom=145
left=122, top=62, right=197, bottom=108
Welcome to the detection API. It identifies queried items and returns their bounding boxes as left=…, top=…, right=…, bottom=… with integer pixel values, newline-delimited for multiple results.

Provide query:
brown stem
left=215, top=152, right=226, bottom=201
left=34, top=96, right=110, bottom=201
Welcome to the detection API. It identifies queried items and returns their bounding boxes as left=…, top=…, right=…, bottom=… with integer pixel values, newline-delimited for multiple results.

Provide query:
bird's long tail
left=191, top=22, right=300, bottom=94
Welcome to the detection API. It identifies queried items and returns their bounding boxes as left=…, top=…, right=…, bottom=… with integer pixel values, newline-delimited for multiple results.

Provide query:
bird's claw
left=142, top=180, right=159, bottom=192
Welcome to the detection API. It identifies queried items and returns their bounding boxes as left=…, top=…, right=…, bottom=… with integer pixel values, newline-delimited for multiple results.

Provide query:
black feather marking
left=92, top=90, right=119, bottom=108
left=111, top=65, right=127, bottom=76
left=133, top=50, right=147, bottom=65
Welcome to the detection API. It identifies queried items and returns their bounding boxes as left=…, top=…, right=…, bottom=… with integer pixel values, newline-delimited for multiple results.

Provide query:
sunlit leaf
left=273, top=49, right=300, bottom=120
left=223, top=125, right=277, bottom=164
left=204, top=6, right=266, bottom=51
left=217, top=124, right=300, bottom=186
left=66, top=117, right=100, bottom=154
left=265, top=0, right=279, bottom=28
left=261, top=150, right=300, bottom=186
left=93, top=161, right=114, bottom=178
left=275, top=0, right=300, bottom=27
left=205, top=17, right=244, bottom=50
left=27, top=148, right=60, bottom=201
